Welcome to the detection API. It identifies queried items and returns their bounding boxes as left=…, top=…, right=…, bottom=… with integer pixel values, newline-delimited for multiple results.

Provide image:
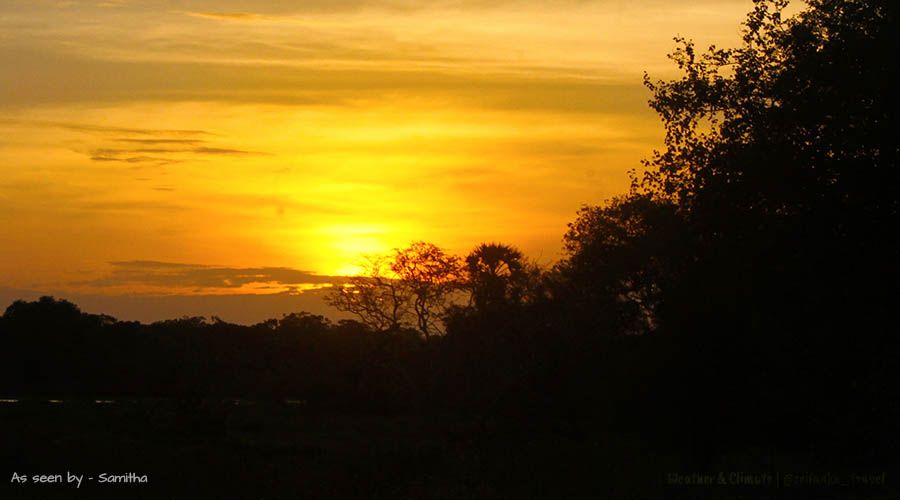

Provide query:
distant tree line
left=2, top=0, right=897, bottom=462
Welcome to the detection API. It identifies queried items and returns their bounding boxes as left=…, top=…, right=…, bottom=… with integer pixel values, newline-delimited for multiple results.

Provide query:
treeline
left=2, top=0, right=898, bottom=461
left=0, top=300, right=421, bottom=410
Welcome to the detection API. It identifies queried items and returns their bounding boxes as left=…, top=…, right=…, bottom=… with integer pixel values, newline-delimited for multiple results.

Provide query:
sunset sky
left=1, top=0, right=757, bottom=322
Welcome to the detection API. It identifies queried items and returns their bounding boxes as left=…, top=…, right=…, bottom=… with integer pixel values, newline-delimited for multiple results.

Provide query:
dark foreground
left=1, top=400, right=896, bottom=499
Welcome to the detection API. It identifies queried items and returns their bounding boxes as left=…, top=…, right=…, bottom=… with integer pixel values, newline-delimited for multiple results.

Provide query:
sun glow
left=0, top=0, right=751, bottom=309
left=316, top=224, right=394, bottom=276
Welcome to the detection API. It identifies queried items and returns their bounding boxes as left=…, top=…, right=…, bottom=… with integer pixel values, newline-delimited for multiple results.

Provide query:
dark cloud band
left=81, top=261, right=343, bottom=290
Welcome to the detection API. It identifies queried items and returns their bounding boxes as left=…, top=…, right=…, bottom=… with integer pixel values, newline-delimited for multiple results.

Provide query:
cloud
left=79, top=200, right=187, bottom=212
left=0, top=118, right=214, bottom=137
left=2, top=117, right=262, bottom=168
left=81, top=261, right=344, bottom=290
left=186, top=12, right=271, bottom=22
left=90, top=145, right=254, bottom=157
left=0, top=45, right=648, bottom=116
left=1, top=119, right=261, bottom=165
left=89, top=154, right=182, bottom=165
left=115, top=138, right=206, bottom=145
left=0, top=0, right=753, bottom=114
left=192, top=146, right=256, bottom=155
left=87, top=146, right=258, bottom=164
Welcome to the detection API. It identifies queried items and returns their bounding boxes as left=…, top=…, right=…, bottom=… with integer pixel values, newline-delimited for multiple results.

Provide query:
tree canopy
left=562, top=0, right=898, bottom=337
left=556, top=0, right=899, bottom=452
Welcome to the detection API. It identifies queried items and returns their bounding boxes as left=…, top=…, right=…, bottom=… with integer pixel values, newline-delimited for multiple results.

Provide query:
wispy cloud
left=87, top=146, right=258, bottom=164
left=79, top=200, right=187, bottom=212
left=89, top=154, right=182, bottom=165
left=115, top=138, right=206, bottom=145
left=5, top=120, right=263, bottom=164
left=187, top=12, right=271, bottom=22
left=90, top=146, right=253, bottom=156
left=0, top=119, right=215, bottom=137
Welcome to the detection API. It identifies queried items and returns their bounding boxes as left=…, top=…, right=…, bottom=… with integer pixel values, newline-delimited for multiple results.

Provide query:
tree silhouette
left=465, top=243, right=536, bottom=313
left=561, top=195, right=683, bottom=335
left=643, top=0, right=897, bottom=222
left=392, top=242, right=464, bottom=338
left=635, top=0, right=898, bottom=333
left=609, top=0, right=899, bottom=449
left=326, top=242, right=464, bottom=338
left=325, top=254, right=411, bottom=332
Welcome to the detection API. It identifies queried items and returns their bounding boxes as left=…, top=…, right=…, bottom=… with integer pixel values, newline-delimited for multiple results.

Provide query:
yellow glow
left=316, top=224, right=394, bottom=276
left=0, top=0, right=751, bottom=300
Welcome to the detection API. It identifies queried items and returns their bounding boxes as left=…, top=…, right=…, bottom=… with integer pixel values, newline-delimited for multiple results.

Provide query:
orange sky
left=0, top=0, right=758, bottom=322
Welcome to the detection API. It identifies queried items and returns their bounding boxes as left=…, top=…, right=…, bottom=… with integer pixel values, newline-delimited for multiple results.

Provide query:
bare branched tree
left=326, top=242, right=465, bottom=338
left=325, top=255, right=411, bottom=332
left=392, top=242, right=465, bottom=338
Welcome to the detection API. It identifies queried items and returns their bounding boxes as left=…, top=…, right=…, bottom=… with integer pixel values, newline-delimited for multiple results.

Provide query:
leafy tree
left=562, top=0, right=897, bottom=336
left=3, top=296, right=84, bottom=325
left=561, top=195, right=683, bottom=335
left=465, top=243, right=532, bottom=312
left=636, top=0, right=899, bottom=335
left=591, top=0, right=900, bottom=448
left=553, top=0, right=899, bottom=449
left=643, top=0, right=898, bottom=219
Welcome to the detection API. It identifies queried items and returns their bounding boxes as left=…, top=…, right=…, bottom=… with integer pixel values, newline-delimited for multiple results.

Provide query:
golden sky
left=0, top=0, right=754, bottom=322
